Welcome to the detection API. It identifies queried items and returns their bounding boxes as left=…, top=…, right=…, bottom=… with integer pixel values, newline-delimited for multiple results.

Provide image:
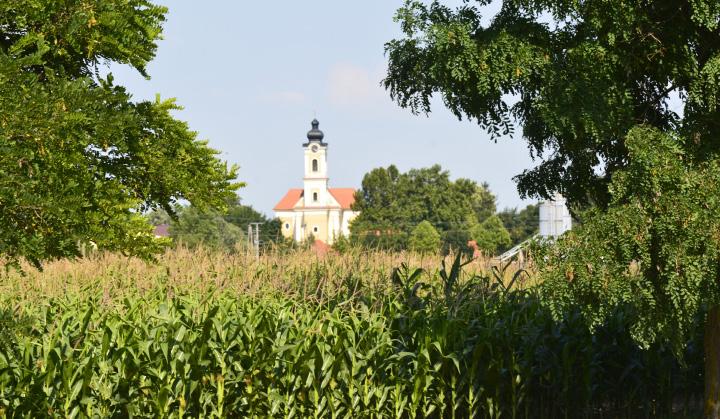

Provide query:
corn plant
left=0, top=248, right=704, bottom=417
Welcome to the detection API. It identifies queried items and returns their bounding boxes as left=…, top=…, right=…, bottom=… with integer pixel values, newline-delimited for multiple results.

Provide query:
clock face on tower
left=311, top=145, right=319, bottom=152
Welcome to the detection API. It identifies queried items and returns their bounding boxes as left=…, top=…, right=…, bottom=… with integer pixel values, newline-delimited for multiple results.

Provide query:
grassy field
left=0, top=248, right=703, bottom=418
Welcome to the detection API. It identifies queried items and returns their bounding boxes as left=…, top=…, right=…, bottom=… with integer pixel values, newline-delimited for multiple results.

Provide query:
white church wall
left=274, top=120, right=359, bottom=245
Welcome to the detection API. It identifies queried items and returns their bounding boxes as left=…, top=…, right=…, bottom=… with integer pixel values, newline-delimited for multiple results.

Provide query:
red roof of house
left=273, top=189, right=304, bottom=211
left=312, top=239, right=332, bottom=257
left=153, top=224, right=170, bottom=237
left=329, top=188, right=356, bottom=210
left=273, top=188, right=356, bottom=211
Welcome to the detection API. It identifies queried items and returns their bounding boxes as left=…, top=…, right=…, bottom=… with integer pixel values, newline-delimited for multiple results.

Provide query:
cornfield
left=0, top=248, right=704, bottom=417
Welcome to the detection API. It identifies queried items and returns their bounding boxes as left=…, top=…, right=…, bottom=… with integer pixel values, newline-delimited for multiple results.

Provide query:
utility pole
left=249, top=222, right=263, bottom=260
left=247, top=225, right=253, bottom=257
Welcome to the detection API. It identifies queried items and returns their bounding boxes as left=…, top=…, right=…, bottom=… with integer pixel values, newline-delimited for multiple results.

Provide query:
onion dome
left=306, top=119, right=325, bottom=142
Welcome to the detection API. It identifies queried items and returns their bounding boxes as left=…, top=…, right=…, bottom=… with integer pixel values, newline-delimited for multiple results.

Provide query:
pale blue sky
left=110, top=1, right=535, bottom=216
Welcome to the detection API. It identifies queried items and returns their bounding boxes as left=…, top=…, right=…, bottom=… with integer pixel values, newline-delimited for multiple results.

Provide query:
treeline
left=150, top=165, right=538, bottom=255
left=147, top=198, right=283, bottom=251
left=349, top=164, right=537, bottom=255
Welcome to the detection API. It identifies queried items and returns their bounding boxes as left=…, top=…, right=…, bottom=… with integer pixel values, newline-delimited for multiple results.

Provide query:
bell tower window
left=313, top=192, right=318, bottom=202
left=312, top=159, right=318, bottom=172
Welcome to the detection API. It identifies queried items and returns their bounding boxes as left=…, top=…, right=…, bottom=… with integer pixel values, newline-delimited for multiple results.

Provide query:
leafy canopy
left=224, top=203, right=282, bottom=246
left=539, top=126, right=720, bottom=351
left=149, top=199, right=282, bottom=252
left=471, top=214, right=512, bottom=255
left=168, top=206, right=245, bottom=251
left=350, top=164, right=501, bottom=251
left=385, top=0, right=720, bottom=360
left=385, top=0, right=720, bottom=207
left=409, top=220, right=442, bottom=253
left=0, top=1, right=240, bottom=266
left=498, top=204, right=539, bottom=246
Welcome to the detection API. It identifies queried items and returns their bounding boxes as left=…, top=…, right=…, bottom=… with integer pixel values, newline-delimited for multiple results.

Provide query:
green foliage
left=224, top=203, right=282, bottom=245
left=146, top=209, right=172, bottom=227
left=440, top=228, right=474, bottom=257
left=385, top=0, right=720, bottom=207
left=331, top=234, right=353, bottom=254
left=538, top=126, right=720, bottom=351
left=168, top=206, right=245, bottom=251
left=385, top=3, right=720, bottom=386
left=0, top=254, right=703, bottom=417
left=408, top=220, right=442, bottom=254
left=148, top=198, right=282, bottom=252
left=0, top=0, right=166, bottom=78
left=472, top=215, right=512, bottom=255
left=463, top=179, right=497, bottom=222
left=350, top=164, right=497, bottom=252
left=0, top=1, right=240, bottom=266
left=498, top=204, right=539, bottom=246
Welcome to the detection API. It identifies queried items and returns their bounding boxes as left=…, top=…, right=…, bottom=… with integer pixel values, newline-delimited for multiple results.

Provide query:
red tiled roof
left=273, top=189, right=303, bottom=211
left=274, top=188, right=356, bottom=211
left=329, top=188, right=356, bottom=210
left=312, top=239, right=332, bottom=257
left=153, top=224, right=170, bottom=237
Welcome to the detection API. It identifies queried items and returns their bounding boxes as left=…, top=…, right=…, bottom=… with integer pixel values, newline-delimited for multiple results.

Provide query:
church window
left=313, top=192, right=318, bottom=202
left=285, top=223, right=290, bottom=230
left=312, top=159, right=318, bottom=172
left=313, top=227, right=318, bottom=233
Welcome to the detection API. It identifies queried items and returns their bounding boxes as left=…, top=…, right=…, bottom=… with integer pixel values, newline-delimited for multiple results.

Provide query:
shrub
left=472, top=215, right=512, bottom=255
left=408, top=221, right=441, bottom=254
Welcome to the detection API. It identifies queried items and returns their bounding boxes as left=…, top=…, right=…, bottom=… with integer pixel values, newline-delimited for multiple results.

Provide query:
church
left=273, top=120, right=359, bottom=245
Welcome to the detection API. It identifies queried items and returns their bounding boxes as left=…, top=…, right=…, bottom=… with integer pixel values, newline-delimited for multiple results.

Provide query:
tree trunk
left=706, top=305, right=720, bottom=418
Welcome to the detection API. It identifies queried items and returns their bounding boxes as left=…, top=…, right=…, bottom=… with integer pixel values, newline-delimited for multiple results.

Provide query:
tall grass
left=0, top=247, right=527, bottom=306
left=0, top=247, right=702, bottom=417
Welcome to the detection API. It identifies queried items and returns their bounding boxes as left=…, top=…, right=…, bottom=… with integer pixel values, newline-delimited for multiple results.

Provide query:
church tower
left=273, top=119, right=359, bottom=245
left=303, top=119, right=329, bottom=207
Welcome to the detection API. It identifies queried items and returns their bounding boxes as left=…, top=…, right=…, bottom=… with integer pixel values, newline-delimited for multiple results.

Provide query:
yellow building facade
left=273, top=120, right=358, bottom=245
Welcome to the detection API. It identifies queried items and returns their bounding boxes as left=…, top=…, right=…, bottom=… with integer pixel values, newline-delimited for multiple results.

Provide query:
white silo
left=539, top=193, right=572, bottom=238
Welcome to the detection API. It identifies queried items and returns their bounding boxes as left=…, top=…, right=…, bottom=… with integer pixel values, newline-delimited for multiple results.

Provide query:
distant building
left=539, top=193, right=572, bottom=238
left=273, top=120, right=359, bottom=245
left=153, top=224, right=170, bottom=238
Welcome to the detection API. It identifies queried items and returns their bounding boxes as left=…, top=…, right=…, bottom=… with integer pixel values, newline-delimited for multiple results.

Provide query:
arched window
left=312, top=159, right=318, bottom=172
left=313, top=192, right=318, bottom=202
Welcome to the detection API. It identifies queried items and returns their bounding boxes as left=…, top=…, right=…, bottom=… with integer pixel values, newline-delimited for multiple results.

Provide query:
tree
left=385, top=0, right=720, bottom=208
left=350, top=164, right=496, bottom=251
left=349, top=165, right=407, bottom=250
left=168, top=206, right=245, bottom=251
left=458, top=178, right=497, bottom=222
left=0, top=1, right=239, bottom=267
left=332, top=234, right=353, bottom=254
left=471, top=214, right=512, bottom=255
left=538, top=127, right=720, bottom=414
left=148, top=198, right=282, bottom=251
left=385, top=1, right=720, bottom=411
left=409, top=220, right=442, bottom=254
left=224, top=202, right=282, bottom=246
left=498, top=204, right=539, bottom=246
left=146, top=209, right=172, bottom=228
